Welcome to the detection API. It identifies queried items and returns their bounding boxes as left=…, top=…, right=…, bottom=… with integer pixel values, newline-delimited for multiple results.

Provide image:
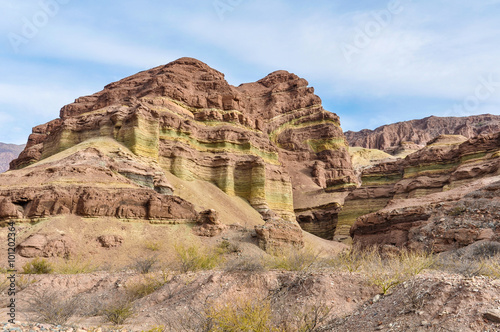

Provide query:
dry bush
left=25, top=289, right=80, bottom=325
left=131, top=255, right=159, bottom=274
left=482, top=254, right=500, bottom=278
left=126, top=274, right=166, bottom=300
left=101, top=295, right=135, bottom=325
left=361, top=247, right=435, bottom=295
left=266, top=247, right=319, bottom=272
left=22, top=257, right=54, bottom=274
left=16, top=275, right=37, bottom=291
left=400, top=278, right=429, bottom=314
left=174, top=244, right=224, bottom=273
left=325, top=246, right=367, bottom=272
left=206, top=298, right=280, bottom=332
left=145, top=240, right=162, bottom=251
left=54, top=256, right=97, bottom=274
left=224, top=256, right=266, bottom=273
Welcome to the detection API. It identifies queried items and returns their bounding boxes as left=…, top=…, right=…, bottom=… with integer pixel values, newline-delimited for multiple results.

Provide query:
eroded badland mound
left=1, top=58, right=500, bottom=331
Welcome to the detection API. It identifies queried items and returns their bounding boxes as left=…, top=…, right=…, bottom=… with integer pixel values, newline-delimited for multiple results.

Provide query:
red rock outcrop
left=349, top=132, right=500, bottom=251
left=0, top=144, right=198, bottom=222
left=345, top=114, right=500, bottom=153
left=9, top=57, right=356, bottom=242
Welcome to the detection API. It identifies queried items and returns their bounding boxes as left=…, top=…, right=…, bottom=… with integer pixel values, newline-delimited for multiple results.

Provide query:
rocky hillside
left=0, top=143, right=24, bottom=173
left=5, top=57, right=356, bottom=246
left=345, top=114, right=500, bottom=153
left=346, top=133, right=500, bottom=250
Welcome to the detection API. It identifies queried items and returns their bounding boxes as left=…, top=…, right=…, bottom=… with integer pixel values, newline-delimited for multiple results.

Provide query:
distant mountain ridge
left=345, top=114, right=500, bottom=153
left=0, top=143, right=25, bottom=173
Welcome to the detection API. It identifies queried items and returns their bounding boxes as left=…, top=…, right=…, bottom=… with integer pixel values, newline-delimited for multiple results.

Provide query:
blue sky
left=1, top=0, right=500, bottom=144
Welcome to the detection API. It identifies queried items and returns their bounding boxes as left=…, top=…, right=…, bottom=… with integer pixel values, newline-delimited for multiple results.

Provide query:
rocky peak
left=61, top=58, right=240, bottom=119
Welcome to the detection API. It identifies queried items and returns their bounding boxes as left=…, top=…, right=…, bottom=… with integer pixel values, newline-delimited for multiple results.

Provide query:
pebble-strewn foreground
left=1, top=322, right=131, bottom=332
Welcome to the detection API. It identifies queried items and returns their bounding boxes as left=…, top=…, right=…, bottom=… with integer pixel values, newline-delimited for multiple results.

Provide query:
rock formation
left=345, top=114, right=500, bottom=153
left=0, top=143, right=25, bottom=173
left=4, top=57, right=356, bottom=250
left=348, top=132, right=500, bottom=250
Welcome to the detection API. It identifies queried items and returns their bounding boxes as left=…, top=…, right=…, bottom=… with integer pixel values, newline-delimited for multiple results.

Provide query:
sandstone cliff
left=348, top=133, right=500, bottom=250
left=345, top=114, right=500, bottom=153
left=6, top=58, right=356, bottom=248
left=0, top=143, right=24, bottom=173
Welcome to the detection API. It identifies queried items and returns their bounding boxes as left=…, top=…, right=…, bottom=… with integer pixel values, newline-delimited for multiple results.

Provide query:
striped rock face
left=348, top=133, right=500, bottom=250
left=9, top=58, right=356, bottom=242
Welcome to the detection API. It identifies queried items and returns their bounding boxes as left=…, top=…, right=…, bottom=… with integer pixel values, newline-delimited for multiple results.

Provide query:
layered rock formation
left=345, top=114, right=500, bottom=153
left=0, top=143, right=24, bottom=173
left=0, top=142, right=197, bottom=222
left=6, top=57, right=356, bottom=248
left=348, top=133, right=500, bottom=250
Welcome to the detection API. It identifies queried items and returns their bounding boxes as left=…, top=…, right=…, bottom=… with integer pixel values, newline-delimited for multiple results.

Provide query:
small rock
left=484, top=309, right=500, bottom=323
left=373, top=294, right=381, bottom=303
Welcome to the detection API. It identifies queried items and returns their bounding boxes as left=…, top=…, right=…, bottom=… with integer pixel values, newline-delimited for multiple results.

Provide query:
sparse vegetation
left=16, top=274, right=37, bottom=290
left=22, top=257, right=54, bottom=274
left=363, top=248, right=435, bottom=294
left=25, top=290, right=80, bottom=325
left=101, top=296, right=135, bottom=325
left=225, top=256, right=266, bottom=273
left=145, top=240, right=162, bottom=251
left=132, top=255, right=159, bottom=274
left=126, top=274, right=166, bottom=299
left=174, top=243, right=224, bottom=273
left=266, top=247, right=319, bottom=272
left=205, top=298, right=280, bottom=332
left=55, top=256, right=98, bottom=274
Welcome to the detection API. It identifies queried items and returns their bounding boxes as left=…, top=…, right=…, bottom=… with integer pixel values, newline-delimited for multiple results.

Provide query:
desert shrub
left=16, top=275, right=37, bottom=291
left=482, top=255, right=500, bottom=278
left=472, top=242, right=500, bottom=259
left=225, top=256, right=267, bottom=273
left=101, top=296, right=135, bottom=325
left=132, top=255, right=158, bottom=274
left=206, top=299, right=280, bottom=332
left=22, top=257, right=54, bottom=274
left=266, top=247, right=319, bottom=272
left=25, top=290, right=79, bottom=325
left=126, top=274, right=165, bottom=299
left=362, top=248, right=434, bottom=294
left=55, top=256, right=97, bottom=274
left=400, top=278, right=428, bottom=314
left=145, top=240, right=162, bottom=251
left=216, top=240, right=240, bottom=254
left=174, top=244, right=223, bottom=273
left=326, top=246, right=366, bottom=272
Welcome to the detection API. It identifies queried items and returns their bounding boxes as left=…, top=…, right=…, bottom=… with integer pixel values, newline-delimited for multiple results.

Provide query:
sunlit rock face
left=9, top=58, right=356, bottom=241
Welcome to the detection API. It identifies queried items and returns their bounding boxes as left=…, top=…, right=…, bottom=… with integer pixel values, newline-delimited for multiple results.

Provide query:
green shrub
left=102, top=298, right=134, bottom=325
left=55, top=257, right=97, bottom=274
left=206, top=299, right=280, bottom=332
left=174, top=244, right=223, bottom=273
left=145, top=241, right=162, bottom=251
left=22, top=257, right=54, bottom=274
